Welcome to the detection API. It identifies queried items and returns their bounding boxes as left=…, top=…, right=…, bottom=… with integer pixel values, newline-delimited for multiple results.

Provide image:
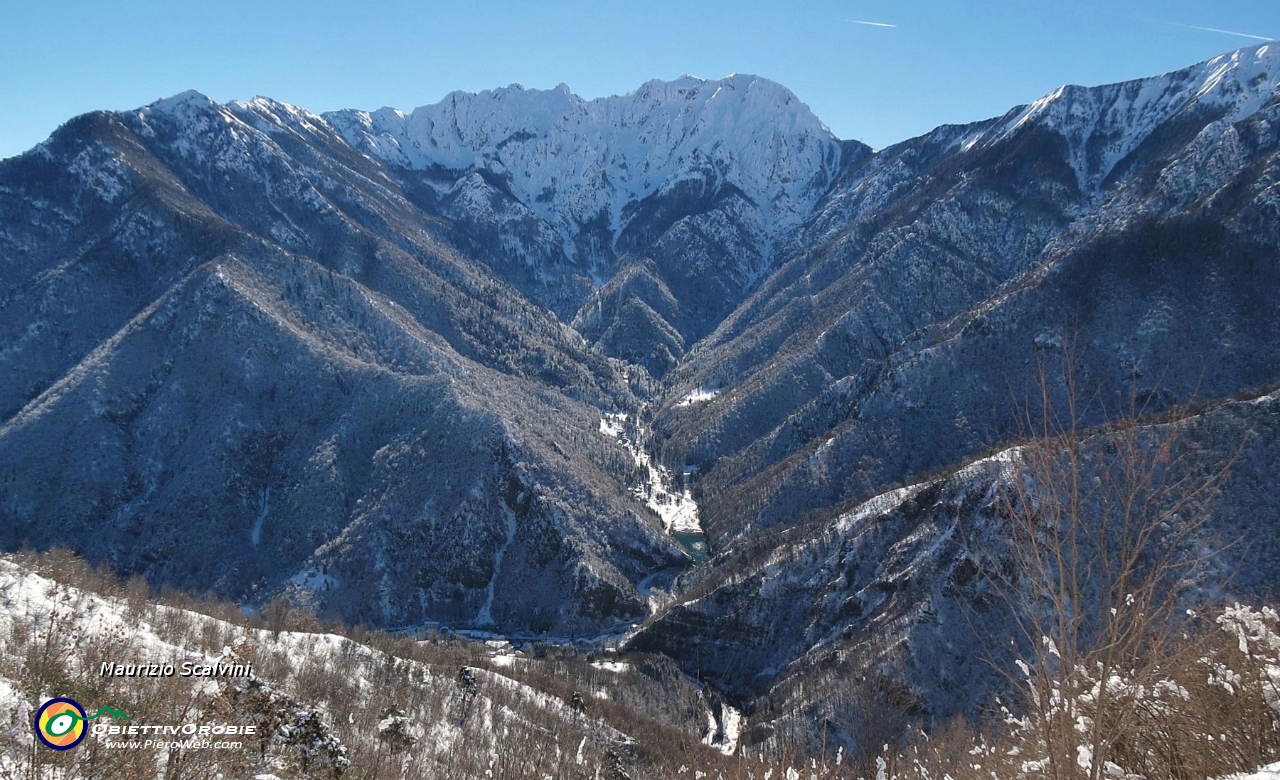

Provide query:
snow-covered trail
left=250, top=487, right=269, bottom=547
left=476, top=505, right=518, bottom=626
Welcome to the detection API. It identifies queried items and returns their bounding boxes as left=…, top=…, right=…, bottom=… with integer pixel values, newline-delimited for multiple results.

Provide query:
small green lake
left=673, top=531, right=709, bottom=562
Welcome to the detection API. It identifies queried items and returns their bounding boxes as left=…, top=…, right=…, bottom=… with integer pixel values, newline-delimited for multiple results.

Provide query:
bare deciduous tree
left=998, top=353, right=1239, bottom=780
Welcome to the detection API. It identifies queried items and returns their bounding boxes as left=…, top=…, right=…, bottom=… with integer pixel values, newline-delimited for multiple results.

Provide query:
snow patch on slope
left=1225, top=762, right=1280, bottom=780
left=677, top=386, right=721, bottom=406
left=291, top=565, right=339, bottom=593
left=600, top=414, right=703, bottom=535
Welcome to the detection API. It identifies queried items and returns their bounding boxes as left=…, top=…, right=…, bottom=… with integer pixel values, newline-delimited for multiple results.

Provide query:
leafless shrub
left=993, top=352, right=1248, bottom=779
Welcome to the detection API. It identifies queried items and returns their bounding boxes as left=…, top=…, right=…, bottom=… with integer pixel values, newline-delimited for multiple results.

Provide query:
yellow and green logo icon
left=34, top=698, right=130, bottom=750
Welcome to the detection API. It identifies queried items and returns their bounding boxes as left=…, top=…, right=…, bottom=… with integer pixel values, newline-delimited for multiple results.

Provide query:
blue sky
left=1, top=1, right=1277, bottom=159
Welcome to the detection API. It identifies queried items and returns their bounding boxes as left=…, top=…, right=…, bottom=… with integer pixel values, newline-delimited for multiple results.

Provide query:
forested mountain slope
left=1, top=43, right=1278, bottom=757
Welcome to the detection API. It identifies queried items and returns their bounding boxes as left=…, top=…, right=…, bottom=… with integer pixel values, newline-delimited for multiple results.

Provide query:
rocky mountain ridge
left=324, top=74, right=843, bottom=253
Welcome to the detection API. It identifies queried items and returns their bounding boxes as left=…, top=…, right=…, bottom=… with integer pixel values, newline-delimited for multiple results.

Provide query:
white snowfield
left=1227, top=763, right=1280, bottom=780
left=676, top=386, right=721, bottom=407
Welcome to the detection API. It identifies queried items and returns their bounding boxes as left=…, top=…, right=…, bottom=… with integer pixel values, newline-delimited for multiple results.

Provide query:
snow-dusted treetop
left=322, top=74, right=845, bottom=240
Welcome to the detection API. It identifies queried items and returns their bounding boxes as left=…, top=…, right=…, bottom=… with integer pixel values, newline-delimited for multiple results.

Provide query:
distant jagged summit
left=322, top=75, right=845, bottom=248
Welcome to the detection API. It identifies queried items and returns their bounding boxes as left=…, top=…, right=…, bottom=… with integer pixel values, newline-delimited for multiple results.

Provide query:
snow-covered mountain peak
left=323, top=75, right=844, bottom=247
left=129, top=91, right=342, bottom=178
left=235, top=95, right=312, bottom=114
left=131, top=90, right=258, bottom=154
left=1193, top=42, right=1279, bottom=101
left=1016, top=41, right=1280, bottom=130
left=143, top=89, right=220, bottom=120
left=980, top=42, right=1280, bottom=190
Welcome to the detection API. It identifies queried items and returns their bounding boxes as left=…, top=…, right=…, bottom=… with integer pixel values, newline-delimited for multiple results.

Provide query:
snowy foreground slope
left=5, top=548, right=1280, bottom=779
left=0, top=553, right=767, bottom=779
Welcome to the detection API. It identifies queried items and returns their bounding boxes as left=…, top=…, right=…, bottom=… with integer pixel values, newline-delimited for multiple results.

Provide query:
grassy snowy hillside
left=0, top=550, right=762, bottom=779
left=4, top=547, right=1280, bottom=778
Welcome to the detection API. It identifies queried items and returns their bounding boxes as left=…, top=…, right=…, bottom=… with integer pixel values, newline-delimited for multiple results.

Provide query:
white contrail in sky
left=841, top=19, right=897, bottom=29
left=1157, top=20, right=1272, bottom=42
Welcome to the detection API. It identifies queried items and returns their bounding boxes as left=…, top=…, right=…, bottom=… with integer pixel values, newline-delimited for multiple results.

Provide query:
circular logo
left=34, top=698, right=87, bottom=750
